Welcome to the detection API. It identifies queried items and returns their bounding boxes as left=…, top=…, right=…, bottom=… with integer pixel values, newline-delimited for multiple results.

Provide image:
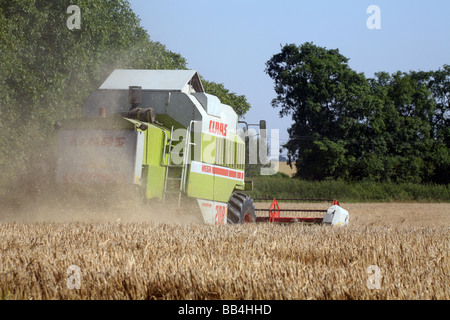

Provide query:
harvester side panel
left=141, top=125, right=170, bottom=199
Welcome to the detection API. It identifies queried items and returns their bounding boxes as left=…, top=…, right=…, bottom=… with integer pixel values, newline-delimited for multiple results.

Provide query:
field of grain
left=0, top=198, right=448, bottom=300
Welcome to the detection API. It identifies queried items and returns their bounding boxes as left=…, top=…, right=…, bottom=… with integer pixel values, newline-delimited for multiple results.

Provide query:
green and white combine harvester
left=55, top=70, right=349, bottom=226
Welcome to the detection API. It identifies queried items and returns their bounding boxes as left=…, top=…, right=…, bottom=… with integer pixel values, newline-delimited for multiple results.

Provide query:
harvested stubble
left=0, top=220, right=448, bottom=300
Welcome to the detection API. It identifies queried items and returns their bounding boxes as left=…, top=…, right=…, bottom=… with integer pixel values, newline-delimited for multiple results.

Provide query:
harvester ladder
left=162, top=122, right=197, bottom=206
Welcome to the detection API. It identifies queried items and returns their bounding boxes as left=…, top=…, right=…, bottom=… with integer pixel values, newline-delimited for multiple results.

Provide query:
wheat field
left=0, top=198, right=448, bottom=300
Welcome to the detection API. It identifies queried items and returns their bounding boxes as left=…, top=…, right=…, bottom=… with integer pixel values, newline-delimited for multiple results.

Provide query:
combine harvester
left=55, top=69, right=349, bottom=226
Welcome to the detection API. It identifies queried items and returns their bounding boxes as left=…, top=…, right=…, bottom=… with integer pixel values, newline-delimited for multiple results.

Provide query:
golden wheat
left=0, top=201, right=448, bottom=300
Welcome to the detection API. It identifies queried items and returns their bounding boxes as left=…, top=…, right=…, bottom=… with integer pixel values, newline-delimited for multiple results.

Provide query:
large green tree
left=266, top=42, right=449, bottom=184
left=265, top=42, right=371, bottom=180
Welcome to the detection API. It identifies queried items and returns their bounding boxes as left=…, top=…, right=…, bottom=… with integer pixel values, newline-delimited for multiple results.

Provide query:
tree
left=201, top=79, right=251, bottom=118
left=266, top=42, right=449, bottom=184
left=265, top=42, right=370, bottom=180
left=411, top=66, right=450, bottom=184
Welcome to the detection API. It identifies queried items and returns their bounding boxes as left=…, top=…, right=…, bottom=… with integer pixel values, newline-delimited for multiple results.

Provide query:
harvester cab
left=55, top=69, right=349, bottom=226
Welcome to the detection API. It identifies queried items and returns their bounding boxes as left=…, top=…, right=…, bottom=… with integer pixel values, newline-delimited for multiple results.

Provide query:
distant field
left=276, top=161, right=297, bottom=177
left=0, top=201, right=448, bottom=300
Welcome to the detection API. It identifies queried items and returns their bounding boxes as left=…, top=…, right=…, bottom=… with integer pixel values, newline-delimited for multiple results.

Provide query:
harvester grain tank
left=55, top=69, right=349, bottom=226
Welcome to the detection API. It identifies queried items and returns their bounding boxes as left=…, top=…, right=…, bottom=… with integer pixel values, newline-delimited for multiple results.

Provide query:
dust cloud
left=0, top=128, right=203, bottom=225
left=0, top=183, right=203, bottom=225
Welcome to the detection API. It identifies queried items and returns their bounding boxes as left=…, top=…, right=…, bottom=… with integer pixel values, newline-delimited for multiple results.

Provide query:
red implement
left=255, top=198, right=329, bottom=224
left=269, top=198, right=280, bottom=222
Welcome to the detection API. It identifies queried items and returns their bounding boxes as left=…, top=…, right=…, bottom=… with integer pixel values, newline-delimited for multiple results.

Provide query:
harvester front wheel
left=227, top=193, right=256, bottom=224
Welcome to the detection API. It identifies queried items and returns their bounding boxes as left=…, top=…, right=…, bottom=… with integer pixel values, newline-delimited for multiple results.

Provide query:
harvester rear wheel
left=227, top=193, right=256, bottom=224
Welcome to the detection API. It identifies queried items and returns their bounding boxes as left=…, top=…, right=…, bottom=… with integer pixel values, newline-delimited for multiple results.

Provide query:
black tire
left=227, top=193, right=256, bottom=224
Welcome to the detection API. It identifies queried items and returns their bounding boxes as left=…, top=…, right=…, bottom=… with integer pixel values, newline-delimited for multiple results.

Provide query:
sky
left=128, top=0, right=450, bottom=153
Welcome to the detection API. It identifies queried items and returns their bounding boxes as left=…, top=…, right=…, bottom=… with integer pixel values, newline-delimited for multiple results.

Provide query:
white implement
left=322, top=205, right=350, bottom=226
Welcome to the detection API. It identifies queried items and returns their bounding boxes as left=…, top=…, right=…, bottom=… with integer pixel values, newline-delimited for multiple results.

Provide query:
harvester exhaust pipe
left=259, top=120, right=267, bottom=139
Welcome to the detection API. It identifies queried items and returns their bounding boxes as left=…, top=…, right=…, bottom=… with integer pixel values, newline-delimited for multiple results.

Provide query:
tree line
left=266, top=43, right=449, bottom=184
left=0, top=0, right=250, bottom=193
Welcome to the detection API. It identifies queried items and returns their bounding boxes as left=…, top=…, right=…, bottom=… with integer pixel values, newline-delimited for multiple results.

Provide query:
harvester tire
left=227, top=193, right=256, bottom=224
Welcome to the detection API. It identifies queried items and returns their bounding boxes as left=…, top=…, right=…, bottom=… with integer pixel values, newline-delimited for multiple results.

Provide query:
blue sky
left=128, top=0, right=450, bottom=150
